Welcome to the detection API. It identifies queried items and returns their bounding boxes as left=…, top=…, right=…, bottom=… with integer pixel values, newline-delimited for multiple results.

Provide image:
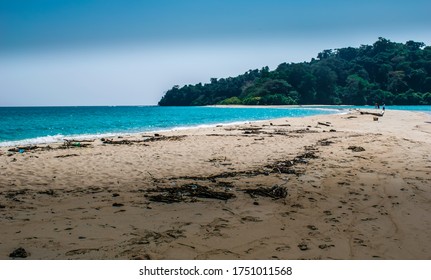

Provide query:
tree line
left=158, top=38, right=431, bottom=106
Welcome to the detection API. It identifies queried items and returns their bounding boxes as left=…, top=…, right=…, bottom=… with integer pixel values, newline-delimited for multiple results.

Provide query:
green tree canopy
left=158, top=38, right=431, bottom=106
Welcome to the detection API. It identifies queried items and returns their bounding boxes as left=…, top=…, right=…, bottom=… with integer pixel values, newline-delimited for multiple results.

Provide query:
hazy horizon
left=1, top=0, right=430, bottom=106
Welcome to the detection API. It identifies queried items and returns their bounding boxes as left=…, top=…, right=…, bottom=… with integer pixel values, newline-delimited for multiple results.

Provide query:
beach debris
left=318, top=244, right=334, bottom=249
left=264, top=151, right=317, bottom=174
left=9, top=247, right=28, bottom=258
left=243, top=185, right=288, bottom=199
left=293, top=151, right=318, bottom=163
left=8, top=142, right=91, bottom=154
left=9, top=145, right=49, bottom=153
left=66, top=139, right=94, bottom=143
left=38, top=189, right=55, bottom=196
left=173, top=150, right=318, bottom=184
left=290, top=128, right=318, bottom=134
left=359, top=111, right=384, bottom=117
left=373, top=117, right=379, bottom=121
left=264, top=160, right=297, bottom=174
left=103, top=135, right=186, bottom=145
left=207, top=156, right=228, bottom=163
left=7, top=142, right=84, bottom=154
left=142, top=135, right=186, bottom=142
left=318, top=122, right=331, bottom=127
left=112, top=203, right=124, bottom=207
left=348, top=146, right=366, bottom=152
left=147, top=193, right=183, bottom=204
left=174, top=170, right=257, bottom=182
left=318, top=139, right=334, bottom=146
left=5, top=190, right=27, bottom=199
left=54, top=154, right=79, bottom=158
left=0, top=204, right=6, bottom=209
left=145, top=184, right=235, bottom=203
left=63, top=140, right=91, bottom=148
left=217, top=181, right=234, bottom=190
left=7, top=144, right=83, bottom=153
left=8, top=146, right=38, bottom=153
left=241, top=127, right=263, bottom=135
left=102, top=139, right=136, bottom=145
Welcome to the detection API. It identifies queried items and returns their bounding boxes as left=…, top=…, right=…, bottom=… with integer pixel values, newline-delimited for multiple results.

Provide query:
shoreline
left=0, top=106, right=350, bottom=148
left=1, top=109, right=431, bottom=259
left=2, top=106, right=429, bottom=148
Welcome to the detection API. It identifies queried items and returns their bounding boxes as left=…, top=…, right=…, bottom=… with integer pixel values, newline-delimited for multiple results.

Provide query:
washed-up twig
left=318, top=122, right=331, bottom=127
left=359, top=111, right=384, bottom=117
left=54, top=154, right=79, bottom=158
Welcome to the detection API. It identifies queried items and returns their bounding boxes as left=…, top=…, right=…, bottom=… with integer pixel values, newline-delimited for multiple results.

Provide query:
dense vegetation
left=158, top=38, right=431, bottom=106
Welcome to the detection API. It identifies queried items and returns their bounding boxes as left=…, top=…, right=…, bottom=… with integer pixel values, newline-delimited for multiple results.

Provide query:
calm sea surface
left=0, top=105, right=429, bottom=146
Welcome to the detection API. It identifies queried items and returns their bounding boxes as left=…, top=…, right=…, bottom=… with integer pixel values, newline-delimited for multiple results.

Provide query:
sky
left=1, top=0, right=430, bottom=106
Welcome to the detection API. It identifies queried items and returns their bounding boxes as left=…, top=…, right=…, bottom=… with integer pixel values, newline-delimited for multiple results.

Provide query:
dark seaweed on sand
left=145, top=184, right=235, bottom=203
left=243, top=185, right=288, bottom=199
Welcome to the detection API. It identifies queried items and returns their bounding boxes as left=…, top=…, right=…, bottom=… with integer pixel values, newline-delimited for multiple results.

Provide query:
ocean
left=0, top=105, right=429, bottom=147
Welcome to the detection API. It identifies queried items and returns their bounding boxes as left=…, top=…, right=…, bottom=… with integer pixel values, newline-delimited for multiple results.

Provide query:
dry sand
left=0, top=109, right=430, bottom=260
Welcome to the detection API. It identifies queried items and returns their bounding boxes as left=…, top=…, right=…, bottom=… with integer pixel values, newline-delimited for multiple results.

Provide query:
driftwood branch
left=317, top=122, right=331, bottom=127
left=359, top=111, right=384, bottom=117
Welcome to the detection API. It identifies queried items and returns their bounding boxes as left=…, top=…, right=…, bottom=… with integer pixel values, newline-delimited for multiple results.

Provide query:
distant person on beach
left=382, top=104, right=385, bottom=111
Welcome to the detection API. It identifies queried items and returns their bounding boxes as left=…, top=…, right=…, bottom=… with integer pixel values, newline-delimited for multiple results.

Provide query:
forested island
left=158, top=38, right=431, bottom=106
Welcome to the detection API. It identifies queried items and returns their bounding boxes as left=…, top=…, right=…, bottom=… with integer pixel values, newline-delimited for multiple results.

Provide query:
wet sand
left=1, top=109, right=430, bottom=259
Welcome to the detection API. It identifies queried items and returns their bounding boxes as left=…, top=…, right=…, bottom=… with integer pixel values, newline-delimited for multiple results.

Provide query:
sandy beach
left=0, top=109, right=430, bottom=260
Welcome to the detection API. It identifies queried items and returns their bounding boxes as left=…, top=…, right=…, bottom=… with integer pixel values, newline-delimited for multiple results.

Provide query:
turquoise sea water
left=0, top=105, right=429, bottom=146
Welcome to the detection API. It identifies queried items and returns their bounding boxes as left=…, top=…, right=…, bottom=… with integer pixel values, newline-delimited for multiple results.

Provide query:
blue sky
left=1, top=0, right=430, bottom=106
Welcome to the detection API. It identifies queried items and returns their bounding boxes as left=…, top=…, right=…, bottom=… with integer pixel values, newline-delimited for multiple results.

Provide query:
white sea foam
left=0, top=134, right=66, bottom=147
left=0, top=132, right=131, bottom=147
left=163, top=121, right=252, bottom=132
